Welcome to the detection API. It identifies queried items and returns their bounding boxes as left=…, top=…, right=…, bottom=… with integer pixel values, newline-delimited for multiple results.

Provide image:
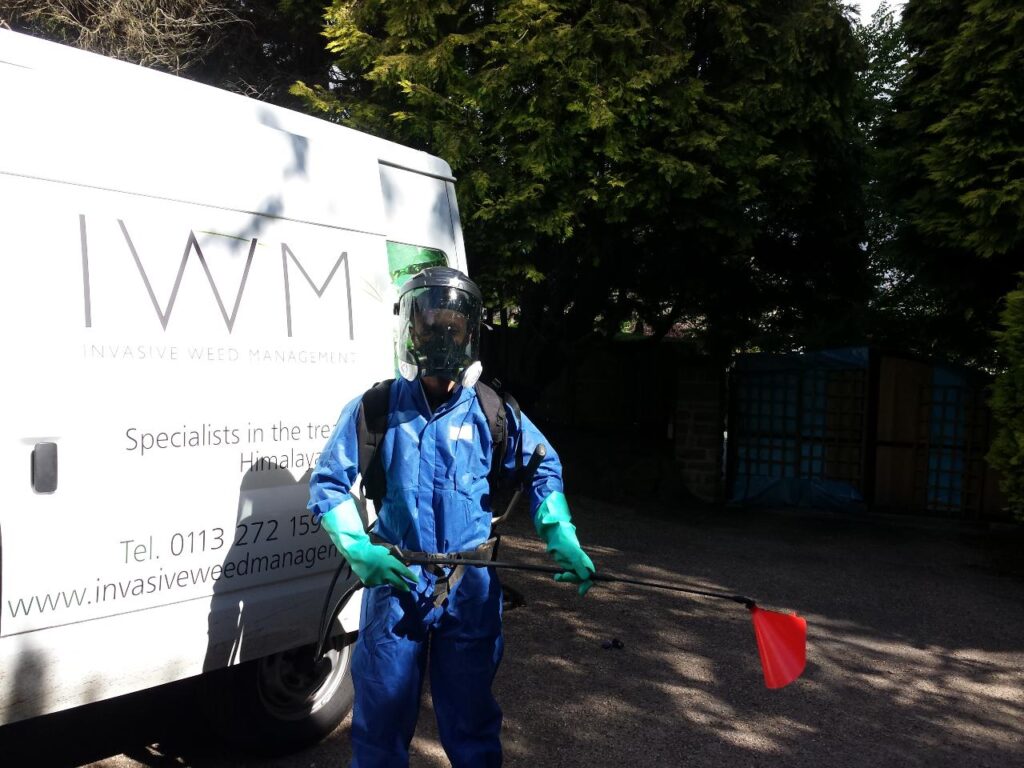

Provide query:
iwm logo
left=79, top=215, right=354, bottom=339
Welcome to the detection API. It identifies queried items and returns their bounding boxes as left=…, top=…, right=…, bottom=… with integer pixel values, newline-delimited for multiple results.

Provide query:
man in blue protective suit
left=308, top=266, right=595, bottom=767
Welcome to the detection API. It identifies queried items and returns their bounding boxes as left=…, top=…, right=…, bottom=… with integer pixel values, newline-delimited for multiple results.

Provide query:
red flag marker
left=750, top=606, right=807, bottom=689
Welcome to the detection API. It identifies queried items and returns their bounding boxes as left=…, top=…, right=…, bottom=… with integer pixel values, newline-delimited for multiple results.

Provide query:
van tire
left=200, top=635, right=356, bottom=756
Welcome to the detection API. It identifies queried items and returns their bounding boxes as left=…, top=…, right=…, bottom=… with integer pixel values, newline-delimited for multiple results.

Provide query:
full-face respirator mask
left=395, top=267, right=483, bottom=387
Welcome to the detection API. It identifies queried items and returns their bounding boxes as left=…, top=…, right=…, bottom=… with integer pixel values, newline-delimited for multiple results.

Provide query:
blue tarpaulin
left=729, top=347, right=868, bottom=509
left=926, top=364, right=971, bottom=511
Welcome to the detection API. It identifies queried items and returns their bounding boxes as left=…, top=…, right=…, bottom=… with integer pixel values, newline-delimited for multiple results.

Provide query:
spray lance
left=315, top=445, right=807, bottom=689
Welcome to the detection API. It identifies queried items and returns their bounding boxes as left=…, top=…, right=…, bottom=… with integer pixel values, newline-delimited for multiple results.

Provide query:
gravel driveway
left=10, top=498, right=1024, bottom=767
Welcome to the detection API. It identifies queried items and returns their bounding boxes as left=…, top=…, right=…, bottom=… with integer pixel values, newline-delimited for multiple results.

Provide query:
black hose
left=313, top=560, right=357, bottom=661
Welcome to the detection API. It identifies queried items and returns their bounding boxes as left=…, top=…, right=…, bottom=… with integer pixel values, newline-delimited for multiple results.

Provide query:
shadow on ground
left=3, top=500, right=1021, bottom=768
left=489, top=502, right=1024, bottom=768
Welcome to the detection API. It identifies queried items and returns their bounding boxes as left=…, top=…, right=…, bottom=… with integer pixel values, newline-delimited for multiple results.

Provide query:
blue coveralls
left=308, top=377, right=563, bottom=767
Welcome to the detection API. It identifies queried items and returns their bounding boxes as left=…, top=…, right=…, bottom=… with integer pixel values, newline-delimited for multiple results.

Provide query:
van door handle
left=32, top=442, right=58, bottom=493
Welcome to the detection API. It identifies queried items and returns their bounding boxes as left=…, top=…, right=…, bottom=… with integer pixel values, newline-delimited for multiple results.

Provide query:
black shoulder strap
left=505, top=390, right=523, bottom=476
left=478, top=380, right=522, bottom=484
left=474, top=381, right=504, bottom=448
left=360, top=378, right=520, bottom=504
left=358, top=379, right=393, bottom=505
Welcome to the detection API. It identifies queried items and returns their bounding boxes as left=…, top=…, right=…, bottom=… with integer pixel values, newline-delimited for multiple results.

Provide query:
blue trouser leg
left=350, top=587, right=430, bottom=768
left=349, top=570, right=504, bottom=768
left=430, top=568, right=504, bottom=768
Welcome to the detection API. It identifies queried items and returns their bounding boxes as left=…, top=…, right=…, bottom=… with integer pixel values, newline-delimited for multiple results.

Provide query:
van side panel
left=0, top=30, right=467, bottom=724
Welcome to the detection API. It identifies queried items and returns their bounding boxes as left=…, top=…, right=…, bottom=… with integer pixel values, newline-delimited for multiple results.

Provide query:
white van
left=0, top=29, right=466, bottom=751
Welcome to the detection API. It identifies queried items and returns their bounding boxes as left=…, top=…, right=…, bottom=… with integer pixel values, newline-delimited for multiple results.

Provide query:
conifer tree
left=878, top=0, right=1024, bottom=366
left=297, top=1, right=869, bottom=360
left=988, top=281, right=1024, bottom=517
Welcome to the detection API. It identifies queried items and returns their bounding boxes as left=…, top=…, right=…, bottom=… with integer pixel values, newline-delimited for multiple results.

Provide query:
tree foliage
left=876, top=0, right=1024, bottom=366
left=196, top=0, right=337, bottom=104
left=854, top=1, right=909, bottom=142
left=855, top=2, right=926, bottom=356
left=297, top=0, right=869, bottom=362
left=0, top=0, right=334, bottom=104
left=854, top=1, right=907, bottom=245
left=987, top=280, right=1024, bottom=517
left=0, top=0, right=241, bottom=74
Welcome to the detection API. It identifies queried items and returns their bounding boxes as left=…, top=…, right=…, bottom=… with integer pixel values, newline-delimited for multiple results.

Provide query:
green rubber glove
left=321, top=498, right=417, bottom=592
left=535, top=492, right=595, bottom=596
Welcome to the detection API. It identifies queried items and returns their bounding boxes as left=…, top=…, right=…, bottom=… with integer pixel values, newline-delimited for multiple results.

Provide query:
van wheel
left=201, top=636, right=355, bottom=756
